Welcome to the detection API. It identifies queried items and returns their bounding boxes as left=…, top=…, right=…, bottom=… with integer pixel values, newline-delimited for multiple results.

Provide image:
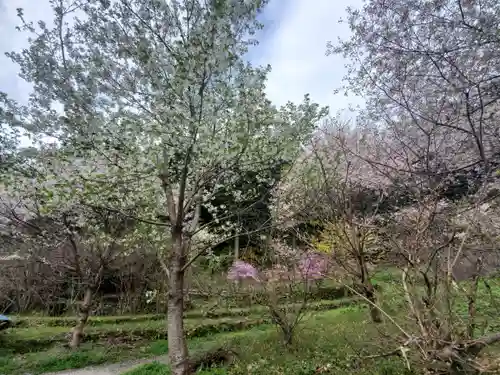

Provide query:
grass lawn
left=2, top=297, right=358, bottom=352
left=0, top=306, right=411, bottom=375
left=124, top=306, right=411, bottom=375
left=2, top=273, right=499, bottom=375
left=0, top=297, right=362, bottom=374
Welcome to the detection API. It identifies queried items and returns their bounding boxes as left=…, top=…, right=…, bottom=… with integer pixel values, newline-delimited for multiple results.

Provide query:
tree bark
left=234, top=233, right=240, bottom=288
left=168, top=233, right=190, bottom=375
left=359, top=257, right=382, bottom=323
left=69, top=258, right=106, bottom=349
left=184, top=262, right=193, bottom=310
left=365, top=282, right=383, bottom=323
left=70, top=287, right=92, bottom=349
left=234, top=233, right=240, bottom=260
left=282, top=326, right=293, bottom=346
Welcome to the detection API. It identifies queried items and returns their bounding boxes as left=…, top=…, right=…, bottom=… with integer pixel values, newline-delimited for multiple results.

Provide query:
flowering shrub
left=227, top=260, right=260, bottom=282
left=226, top=244, right=329, bottom=345
left=227, top=253, right=328, bottom=283
left=298, top=252, right=327, bottom=280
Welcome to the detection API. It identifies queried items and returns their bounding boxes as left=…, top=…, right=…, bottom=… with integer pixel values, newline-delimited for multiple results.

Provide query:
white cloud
left=251, top=0, right=365, bottom=121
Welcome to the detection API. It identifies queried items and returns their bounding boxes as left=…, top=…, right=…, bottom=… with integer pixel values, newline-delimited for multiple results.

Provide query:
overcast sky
left=0, top=0, right=364, bottom=146
left=248, top=0, right=364, bottom=116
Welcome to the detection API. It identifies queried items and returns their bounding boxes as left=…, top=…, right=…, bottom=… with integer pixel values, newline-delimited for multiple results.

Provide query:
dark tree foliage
left=202, top=159, right=286, bottom=254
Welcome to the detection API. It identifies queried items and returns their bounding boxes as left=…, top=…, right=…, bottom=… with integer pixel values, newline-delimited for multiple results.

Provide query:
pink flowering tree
left=227, top=243, right=328, bottom=345
left=298, top=251, right=328, bottom=282
left=227, top=260, right=261, bottom=282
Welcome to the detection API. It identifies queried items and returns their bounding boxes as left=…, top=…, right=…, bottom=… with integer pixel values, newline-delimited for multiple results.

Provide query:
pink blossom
left=227, top=251, right=327, bottom=283
left=227, top=260, right=260, bottom=281
left=298, top=252, right=327, bottom=280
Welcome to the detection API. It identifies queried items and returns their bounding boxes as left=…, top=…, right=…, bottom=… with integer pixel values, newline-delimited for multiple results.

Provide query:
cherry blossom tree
left=0, top=151, right=140, bottom=348
left=329, top=0, right=500, bottom=184
left=368, top=186, right=500, bottom=375
left=1, top=1, right=326, bottom=372
left=227, top=243, right=328, bottom=345
left=271, top=120, right=390, bottom=323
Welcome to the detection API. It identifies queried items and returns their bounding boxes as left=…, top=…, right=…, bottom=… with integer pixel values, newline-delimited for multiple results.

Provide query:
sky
left=0, top=0, right=364, bottom=147
left=248, top=0, right=364, bottom=116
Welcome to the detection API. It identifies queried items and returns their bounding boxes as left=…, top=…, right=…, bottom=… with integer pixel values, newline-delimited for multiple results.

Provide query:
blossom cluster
left=298, top=252, right=327, bottom=280
left=227, top=260, right=260, bottom=281
left=227, top=252, right=328, bottom=283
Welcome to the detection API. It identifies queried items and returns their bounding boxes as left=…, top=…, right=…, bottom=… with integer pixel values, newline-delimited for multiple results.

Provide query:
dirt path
left=42, top=355, right=170, bottom=375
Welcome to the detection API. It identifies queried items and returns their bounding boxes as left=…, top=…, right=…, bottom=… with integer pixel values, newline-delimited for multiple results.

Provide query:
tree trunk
left=234, top=233, right=240, bottom=260
left=168, top=235, right=190, bottom=375
left=234, top=233, right=240, bottom=288
left=70, top=287, right=92, bottom=349
left=282, top=325, right=293, bottom=346
left=363, top=281, right=382, bottom=323
left=70, top=259, right=106, bottom=349
left=358, top=255, right=382, bottom=324
left=184, top=263, right=193, bottom=310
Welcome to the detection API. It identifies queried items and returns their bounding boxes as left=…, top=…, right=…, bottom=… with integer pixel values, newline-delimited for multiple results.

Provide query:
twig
left=362, top=348, right=402, bottom=360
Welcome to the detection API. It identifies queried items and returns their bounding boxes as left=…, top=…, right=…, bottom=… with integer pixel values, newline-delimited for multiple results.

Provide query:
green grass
left=0, top=298, right=360, bottom=374
left=12, top=313, right=167, bottom=328
left=3, top=297, right=358, bottom=347
left=124, top=307, right=412, bottom=375
left=0, top=337, right=171, bottom=374
left=0, top=306, right=411, bottom=375
left=0, top=345, right=122, bottom=374
left=125, top=362, right=170, bottom=375
left=1, top=316, right=271, bottom=354
left=2, top=274, right=499, bottom=375
left=11, top=297, right=356, bottom=328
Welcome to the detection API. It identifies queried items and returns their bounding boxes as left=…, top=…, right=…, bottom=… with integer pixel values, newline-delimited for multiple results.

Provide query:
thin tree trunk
left=168, top=233, right=189, bottom=375
left=282, top=326, right=293, bottom=346
left=360, top=260, right=382, bottom=323
left=70, top=287, right=92, bottom=349
left=234, top=233, right=240, bottom=288
left=364, top=281, right=382, bottom=323
left=69, top=259, right=107, bottom=349
left=467, top=258, right=481, bottom=339
left=184, top=263, right=193, bottom=310
left=234, top=233, right=240, bottom=260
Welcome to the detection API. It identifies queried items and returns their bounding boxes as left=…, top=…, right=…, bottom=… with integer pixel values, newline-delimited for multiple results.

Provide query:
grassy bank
left=125, top=306, right=410, bottom=375
left=0, top=297, right=360, bottom=374
left=0, top=306, right=410, bottom=375
left=2, top=273, right=499, bottom=375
